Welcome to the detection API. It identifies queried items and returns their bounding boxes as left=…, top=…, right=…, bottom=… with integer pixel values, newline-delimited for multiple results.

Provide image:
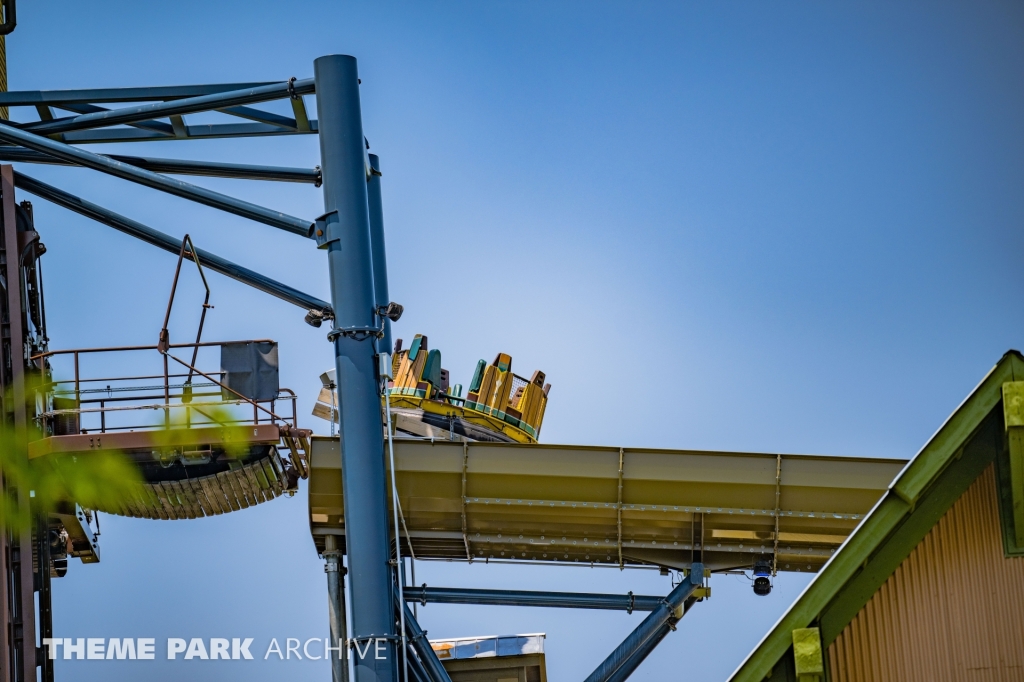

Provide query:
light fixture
left=378, top=302, right=404, bottom=322
left=305, top=308, right=326, bottom=328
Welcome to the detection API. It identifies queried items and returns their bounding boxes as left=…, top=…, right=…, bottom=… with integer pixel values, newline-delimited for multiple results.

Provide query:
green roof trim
left=995, top=408, right=1024, bottom=558
left=819, top=409, right=1001, bottom=643
left=730, top=350, right=1024, bottom=682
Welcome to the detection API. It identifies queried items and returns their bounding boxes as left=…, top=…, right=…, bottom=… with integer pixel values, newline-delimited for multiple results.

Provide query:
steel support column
left=583, top=565, right=702, bottom=682
left=315, top=54, right=396, bottom=682
left=366, top=153, right=392, bottom=353
left=324, top=536, right=349, bottom=682
left=0, top=165, right=38, bottom=682
left=603, top=597, right=697, bottom=682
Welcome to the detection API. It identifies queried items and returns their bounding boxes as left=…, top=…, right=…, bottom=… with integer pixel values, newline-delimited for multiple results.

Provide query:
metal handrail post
left=73, top=350, right=80, bottom=413
left=315, top=54, right=397, bottom=682
left=162, top=353, right=170, bottom=428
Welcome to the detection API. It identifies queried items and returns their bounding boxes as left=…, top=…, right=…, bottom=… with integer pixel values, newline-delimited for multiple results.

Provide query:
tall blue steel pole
left=314, top=55, right=397, bottom=682
left=366, top=153, right=392, bottom=354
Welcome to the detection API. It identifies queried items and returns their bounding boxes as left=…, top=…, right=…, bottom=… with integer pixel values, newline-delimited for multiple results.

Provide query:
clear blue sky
left=8, top=1, right=1023, bottom=680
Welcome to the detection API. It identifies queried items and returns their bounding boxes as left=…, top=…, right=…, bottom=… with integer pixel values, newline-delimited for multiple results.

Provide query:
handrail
left=37, top=388, right=298, bottom=435
left=162, top=350, right=289, bottom=424
left=31, top=338, right=274, bottom=360
left=65, top=390, right=222, bottom=404
left=158, top=234, right=212, bottom=390
left=49, top=371, right=224, bottom=386
left=41, top=397, right=271, bottom=418
left=36, top=338, right=299, bottom=434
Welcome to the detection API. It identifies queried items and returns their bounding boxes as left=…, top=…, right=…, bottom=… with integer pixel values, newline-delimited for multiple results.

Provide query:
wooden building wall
left=827, top=463, right=1024, bottom=682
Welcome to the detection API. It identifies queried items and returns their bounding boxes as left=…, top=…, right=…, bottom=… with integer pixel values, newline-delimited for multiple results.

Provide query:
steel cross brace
left=604, top=596, right=699, bottom=682
left=583, top=564, right=703, bottom=682
left=0, top=147, right=321, bottom=184
left=56, top=120, right=319, bottom=144
left=13, top=171, right=331, bottom=316
left=400, top=601, right=453, bottom=682
left=1, top=55, right=398, bottom=682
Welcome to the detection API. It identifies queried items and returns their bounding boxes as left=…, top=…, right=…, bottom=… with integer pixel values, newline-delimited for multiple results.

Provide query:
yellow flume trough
left=308, top=437, right=905, bottom=573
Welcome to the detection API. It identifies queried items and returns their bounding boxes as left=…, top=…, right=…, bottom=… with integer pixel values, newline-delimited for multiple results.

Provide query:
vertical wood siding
left=827, top=464, right=1024, bottom=682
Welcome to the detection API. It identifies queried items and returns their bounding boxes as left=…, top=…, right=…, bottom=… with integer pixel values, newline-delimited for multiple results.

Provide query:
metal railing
left=32, top=340, right=298, bottom=436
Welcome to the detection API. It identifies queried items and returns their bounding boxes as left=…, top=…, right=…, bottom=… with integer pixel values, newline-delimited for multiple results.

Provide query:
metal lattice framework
left=0, top=56, right=419, bottom=682
left=0, top=53, right=714, bottom=682
left=0, top=50, right=905, bottom=682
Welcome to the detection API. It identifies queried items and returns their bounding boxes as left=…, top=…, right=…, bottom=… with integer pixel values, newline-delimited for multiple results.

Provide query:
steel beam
left=604, top=598, right=697, bottom=682
left=583, top=566, right=702, bottom=682
left=402, top=603, right=452, bottom=682
left=366, top=153, right=393, bottom=352
left=217, top=105, right=299, bottom=131
left=402, top=586, right=665, bottom=612
left=0, top=122, right=314, bottom=236
left=23, top=79, right=315, bottom=136
left=0, top=147, right=321, bottom=184
left=13, top=171, right=332, bottom=316
left=605, top=625, right=671, bottom=682
left=316, top=54, right=396, bottom=682
left=404, top=644, right=432, bottom=682
left=55, top=102, right=176, bottom=136
left=56, top=120, right=319, bottom=144
left=0, top=83, right=277, bottom=106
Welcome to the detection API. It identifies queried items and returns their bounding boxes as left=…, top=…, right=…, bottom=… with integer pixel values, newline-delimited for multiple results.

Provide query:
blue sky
left=7, top=1, right=1024, bottom=680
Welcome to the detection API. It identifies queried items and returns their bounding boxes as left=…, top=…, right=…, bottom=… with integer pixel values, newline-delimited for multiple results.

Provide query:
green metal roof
left=729, top=350, right=1024, bottom=682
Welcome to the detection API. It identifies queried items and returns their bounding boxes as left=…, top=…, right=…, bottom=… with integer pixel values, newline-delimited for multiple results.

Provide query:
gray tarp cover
left=220, top=341, right=279, bottom=402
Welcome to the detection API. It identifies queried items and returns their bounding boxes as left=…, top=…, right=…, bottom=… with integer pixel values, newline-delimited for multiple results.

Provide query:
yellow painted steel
left=308, top=437, right=905, bottom=573
left=387, top=394, right=538, bottom=444
left=379, top=335, right=549, bottom=442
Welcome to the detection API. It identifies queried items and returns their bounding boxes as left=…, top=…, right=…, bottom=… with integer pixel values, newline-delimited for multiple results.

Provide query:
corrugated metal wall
left=827, top=463, right=1024, bottom=682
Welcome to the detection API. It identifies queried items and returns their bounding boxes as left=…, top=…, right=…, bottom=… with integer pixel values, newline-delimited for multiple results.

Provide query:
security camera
left=753, top=559, right=772, bottom=596
left=378, top=302, right=403, bottom=322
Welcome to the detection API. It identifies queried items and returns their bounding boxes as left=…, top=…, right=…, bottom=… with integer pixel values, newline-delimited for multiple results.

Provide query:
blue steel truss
left=0, top=57, right=698, bottom=682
